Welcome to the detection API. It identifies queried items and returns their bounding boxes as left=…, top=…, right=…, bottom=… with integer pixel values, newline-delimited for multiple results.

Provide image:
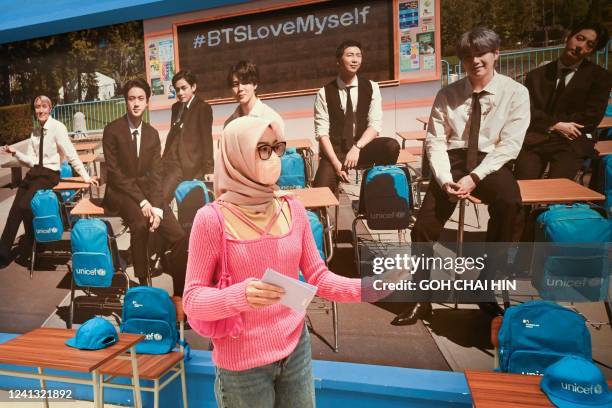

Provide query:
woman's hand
left=245, top=280, right=285, bottom=309
left=88, top=176, right=99, bottom=187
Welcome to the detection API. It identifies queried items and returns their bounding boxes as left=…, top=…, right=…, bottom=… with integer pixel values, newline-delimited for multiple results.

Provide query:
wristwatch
left=354, top=142, right=362, bottom=150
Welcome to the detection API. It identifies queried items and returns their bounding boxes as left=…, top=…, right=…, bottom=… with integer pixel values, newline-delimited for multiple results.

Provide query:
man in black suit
left=103, top=78, right=186, bottom=293
left=162, top=70, right=214, bottom=231
left=515, top=22, right=611, bottom=181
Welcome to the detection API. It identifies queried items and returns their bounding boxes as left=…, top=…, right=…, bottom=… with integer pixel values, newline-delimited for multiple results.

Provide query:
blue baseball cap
left=65, top=317, right=118, bottom=350
left=541, top=356, right=612, bottom=408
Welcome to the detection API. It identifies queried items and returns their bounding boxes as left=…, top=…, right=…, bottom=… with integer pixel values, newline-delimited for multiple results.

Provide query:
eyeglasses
left=257, top=142, right=286, bottom=160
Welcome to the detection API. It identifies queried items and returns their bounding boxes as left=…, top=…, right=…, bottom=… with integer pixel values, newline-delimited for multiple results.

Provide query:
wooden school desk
left=0, top=328, right=144, bottom=408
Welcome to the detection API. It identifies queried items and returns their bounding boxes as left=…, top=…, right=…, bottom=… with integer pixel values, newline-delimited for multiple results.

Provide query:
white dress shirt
left=15, top=116, right=91, bottom=182
left=556, top=59, right=581, bottom=87
left=426, top=72, right=530, bottom=186
left=314, top=76, right=383, bottom=140
left=127, top=118, right=163, bottom=219
left=224, top=98, right=285, bottom=135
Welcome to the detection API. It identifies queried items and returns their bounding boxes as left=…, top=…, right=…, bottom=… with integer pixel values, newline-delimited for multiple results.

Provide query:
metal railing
left=441, top=39, right=610, bottom=87
left=51, top=98, right=149, bottom=133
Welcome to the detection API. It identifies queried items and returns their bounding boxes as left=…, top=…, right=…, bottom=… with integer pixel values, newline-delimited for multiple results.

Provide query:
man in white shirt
left=223, top=61, right=285, bottom=133
left=393, top=28, right=530, bottom=325
left=0, top=95, right=98, bottom=267
left=313, top=40, right=399, bottom=195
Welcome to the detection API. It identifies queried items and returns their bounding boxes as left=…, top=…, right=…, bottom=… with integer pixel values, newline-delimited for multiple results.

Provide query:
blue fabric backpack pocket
left=120, top=318, right=175, bottom=354
left=59, top=160, right=76, bottom=203
left=71, top=219, right=114, bottom=287
left=360, top=165, right=412, bottom=230
left=278, top=148, right=306, bottom=190
left=31, top=190, right=64, bottom=242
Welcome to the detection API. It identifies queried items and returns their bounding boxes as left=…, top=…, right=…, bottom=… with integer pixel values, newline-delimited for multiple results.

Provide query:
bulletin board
left=145, top=32, right=177, bottom=110
left=396, top=0, right=441, bottom=83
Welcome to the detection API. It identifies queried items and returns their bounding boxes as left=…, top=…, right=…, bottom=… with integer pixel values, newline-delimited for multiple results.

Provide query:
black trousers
left=118, top=199, right=186, bottom=295
left=410, top=150, right=521, bottom=301
left=514, top=138, right=584, bottom=181
left=0, top=166, right=60, bottom=261
left=313, top=137, right=400, bottom=196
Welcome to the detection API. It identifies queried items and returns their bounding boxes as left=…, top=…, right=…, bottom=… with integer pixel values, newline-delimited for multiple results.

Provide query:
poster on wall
left=146, top=35, right=176, bottom=106
left=398, top=0, right=438, bottom=80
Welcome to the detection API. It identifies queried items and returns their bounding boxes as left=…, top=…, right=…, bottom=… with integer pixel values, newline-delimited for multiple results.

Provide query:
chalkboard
left=175, top=0, right=394, bottom=101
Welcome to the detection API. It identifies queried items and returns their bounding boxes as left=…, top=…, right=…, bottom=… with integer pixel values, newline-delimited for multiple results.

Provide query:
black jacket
left=102, top=115, right=163, bottom=212
left=524, top=59, right=611, bottom=157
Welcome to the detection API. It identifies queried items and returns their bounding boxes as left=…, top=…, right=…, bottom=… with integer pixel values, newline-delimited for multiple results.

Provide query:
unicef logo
left=51, top=227, right=58, bottom=234
left=588, top=278, right=601, bottom=287
left=594, top=384, right=603, bottom=395
left=96, top=268, right=106, bottom=276
left=154, top=333, right=162, bottom=341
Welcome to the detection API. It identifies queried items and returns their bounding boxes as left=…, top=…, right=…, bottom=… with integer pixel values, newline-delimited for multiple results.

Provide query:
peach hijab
left=214, top=116, right=286, bottom=212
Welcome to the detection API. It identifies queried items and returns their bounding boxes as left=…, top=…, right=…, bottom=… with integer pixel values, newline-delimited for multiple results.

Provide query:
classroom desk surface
left=73, top=141, right=101, bottom=152
left=397, top=149, right=420, bottom=164
left=53, top=181, right=90, bottom=190
left=0, top=328, right=143, bottom=408
left=0, top=328, right=142, bottom=372
left=71, top=198, right=105, bottom=216
left=598, top=116, right=612, bottom=129
left=465, top=370, right=612, bottom=408
left=286, top=138, right=314, bottom=150
left=517, top=178, right=605, bottom=204
left=416, top=116, right=429, bottom=127
left=595, top=140, right=612, bottom=156
left=396, top=130, right=427, bottom=141
left=286, top=187, right=339, bottom=208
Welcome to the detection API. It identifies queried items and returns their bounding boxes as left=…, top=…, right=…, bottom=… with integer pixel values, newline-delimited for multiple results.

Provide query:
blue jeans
left=214, top=325, right=315, bottom=408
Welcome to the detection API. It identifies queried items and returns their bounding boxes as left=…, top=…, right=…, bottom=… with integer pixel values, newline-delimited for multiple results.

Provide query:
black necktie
left=343, top=86, right=355, bottom=151
left=548, top=68, right=572, bottom=113
left=132, top=129, right=139, bottom=160
left=466, top=91, right=485, bottom=172
left=38, top=128, right=45, bottom=167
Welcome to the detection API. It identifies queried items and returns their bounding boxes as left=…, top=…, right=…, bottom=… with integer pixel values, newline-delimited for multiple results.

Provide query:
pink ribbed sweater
left=183, top=197, right=362, bottom=371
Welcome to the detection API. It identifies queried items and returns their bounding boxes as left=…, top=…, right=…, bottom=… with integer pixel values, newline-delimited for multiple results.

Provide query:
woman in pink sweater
left=183, top=116, right=361, bottom=407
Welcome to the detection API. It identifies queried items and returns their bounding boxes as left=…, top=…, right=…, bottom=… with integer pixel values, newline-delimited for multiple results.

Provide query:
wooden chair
left=99, top=296, right=188, bottom=408
left=490, top=315, right=503, bottom=370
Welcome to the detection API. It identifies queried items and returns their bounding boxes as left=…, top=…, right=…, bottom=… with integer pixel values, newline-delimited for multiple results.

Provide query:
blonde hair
left=33, top=95, right=53, bottom=110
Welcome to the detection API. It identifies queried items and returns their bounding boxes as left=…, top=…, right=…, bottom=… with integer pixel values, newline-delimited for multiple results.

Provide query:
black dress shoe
left=391, top=302, right=432, bottom=326
left=478, top=302, right=504, bottom=317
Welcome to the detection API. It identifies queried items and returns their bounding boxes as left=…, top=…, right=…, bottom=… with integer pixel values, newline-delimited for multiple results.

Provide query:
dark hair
left=335, top=40, right=363, bottom=58
left=122, top=78, right=151, bottom=101
left=456, top=27, right=501, bottom=61
left=567, top=21, right=609, bottom=51
left=227, top=61, right=259, bottom=88
left=172, top=70, right=197, bottom=87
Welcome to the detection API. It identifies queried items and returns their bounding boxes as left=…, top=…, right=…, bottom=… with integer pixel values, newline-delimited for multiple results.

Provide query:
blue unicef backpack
left=532, top=204, right=611, bottom=301
left=71, top=219, right=114, bottom=287
left=602, top=155, right=612, bottom=215
left=30, top=190, right=64, bottom=242
left=278, top=148, right=306, bottom=190
left=120, top=286, right=178, bottom=354
left=174, top=179, right=211, bottom=205
left=359, top=165, right=412, bottom=230
left=307, top=210, right=325, bottom=261
left=59, top=160, right=77, bottom=203
left=498, top=301, right=592, bottom=376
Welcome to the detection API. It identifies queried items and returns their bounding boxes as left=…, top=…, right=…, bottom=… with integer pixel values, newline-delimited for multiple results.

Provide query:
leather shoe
left=478, top=302, right=504, bottom=317
left=390, top=302, right=432, bottom=326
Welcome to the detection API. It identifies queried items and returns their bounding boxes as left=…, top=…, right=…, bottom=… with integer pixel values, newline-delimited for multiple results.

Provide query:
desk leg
left=130, top=346, right=142, bottom=408
left=91, top=370, right=100, bottom=408
left=37, top=367, right=49, bottom=408
left=11, top=167, right=22, bottom=188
